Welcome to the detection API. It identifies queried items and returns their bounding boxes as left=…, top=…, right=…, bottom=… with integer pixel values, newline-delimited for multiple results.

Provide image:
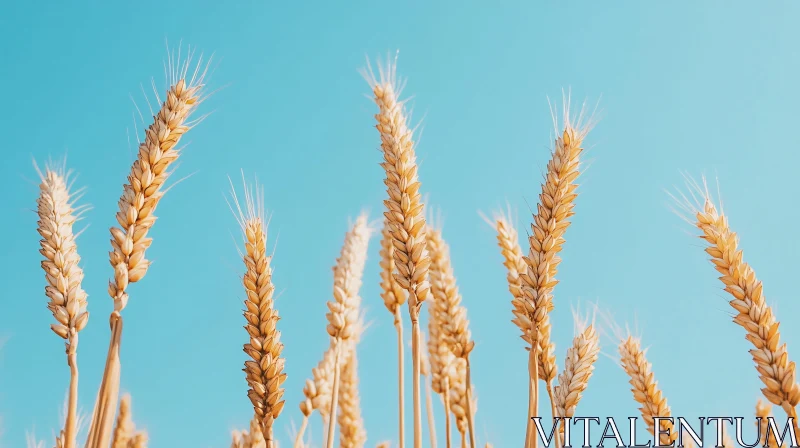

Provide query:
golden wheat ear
left=672, top=174, right=800, bottom=422
left=85, top=47, right=211, bottom=448
left=34, top=157, right=90, bottom=448
left=553, top=304, right=600, bottom=421
left=228, top=173, right=287, bottom=445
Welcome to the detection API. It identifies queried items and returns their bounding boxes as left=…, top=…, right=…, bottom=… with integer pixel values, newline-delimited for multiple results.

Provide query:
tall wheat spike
left=619, top=336, right=676, bottom=446
left=85, top=49, right=208, bottom=448
left=230, top=177, right=287, bottom=445
left=363, top=54, right=430, bottom=448
left=324, top=215, right=372, bottom=448
left=35, top=161, right=89, bottom=448
left=676, top=179, right=800, bottom=424
left=518, top=99, right=593, bottom=442
left=426, top=226, right=476, bottom=448
left=379, top=218, right=408, bottom=448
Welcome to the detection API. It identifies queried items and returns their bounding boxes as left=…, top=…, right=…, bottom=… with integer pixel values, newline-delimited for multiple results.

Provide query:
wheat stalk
left=519, top=100, right=593, bottom=441
left=85, top=51, right=208, bottom=448
left=756, top=399, right=774, bottom=448
left=35, top=161, right=89, bottom=448
left=230, top=177, right=287, bottom=445
left=379, top=218, right=408, bottom=448
left=363, top=54, right=431, bottom=448
left=618, top=336, right=676, bottom=446
left=420, top=333, right=437, bottom=448
left=427, top=299, right=454, bottom=448
left=675, top=179, right=800, bottom=423
left=338, top=343, right=367, bottom=448
left=324, top=215, right=372, bottom=448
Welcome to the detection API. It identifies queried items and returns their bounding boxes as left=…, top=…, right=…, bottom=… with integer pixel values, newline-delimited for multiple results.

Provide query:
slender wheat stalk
left=676, top=180, right=800, bottom=422
left=518, top=101, right=593, bottom=445
left=618, top=336, right=676, bottom=446
left=35, top=161, right=89, bottom=448
left=86, top=51, right=208, bottom=448
left=420, top=333, right=437, bottom=448
left=426, top=227, right=476, bottom=448
left=428, top=300, right=454, bottom=448
left=363, top=55, right=430, bottom=448
left=379, top=218, right=408, bottom=448
left=230, top=178, right=287, bottom=445
left=324, top=215, right=372, bottom=448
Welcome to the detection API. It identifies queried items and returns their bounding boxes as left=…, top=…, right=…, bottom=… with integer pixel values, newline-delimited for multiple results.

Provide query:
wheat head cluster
left=23, top=46, right=799, bottom=448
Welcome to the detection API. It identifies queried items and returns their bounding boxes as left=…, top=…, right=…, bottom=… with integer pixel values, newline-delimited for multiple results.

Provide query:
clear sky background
left=2, top=1, right=800, bottom=447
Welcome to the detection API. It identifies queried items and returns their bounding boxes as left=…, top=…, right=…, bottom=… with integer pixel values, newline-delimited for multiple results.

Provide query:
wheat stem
left=365, top=56, right=431, bottom=448
left=326, top=343, right=342, bottom=448
left=425, top=375, right=436, bottom=448
left=294, top=415, right=308, bottom=448
left=464, top=357, right=476, bottom=448
left=396, top=315, right=406, bottom=448
left=444, top=377, right=452, bottom=448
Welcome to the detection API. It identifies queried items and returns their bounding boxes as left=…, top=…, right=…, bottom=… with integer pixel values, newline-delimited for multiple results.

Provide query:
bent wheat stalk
left=677, top=181, right=800, bottom=424
left=363, top=55, right=430, bottom=448
left=324, top=215, right=372, bottom=448
left=35, top=162, right=89, bottom=448
left=85, top=52, right=207, bottom=448
left=230, top=178, right=287, bottom=445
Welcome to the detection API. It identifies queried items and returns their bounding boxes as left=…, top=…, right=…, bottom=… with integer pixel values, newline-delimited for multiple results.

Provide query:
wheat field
left=10, top=39, right=800, bottom=448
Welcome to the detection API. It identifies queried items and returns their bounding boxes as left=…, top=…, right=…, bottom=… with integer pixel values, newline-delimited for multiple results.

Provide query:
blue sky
left=2, top=0, right=800, bottom=446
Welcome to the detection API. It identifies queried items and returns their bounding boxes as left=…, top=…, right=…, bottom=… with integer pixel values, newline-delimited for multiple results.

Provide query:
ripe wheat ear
left=229, top=175, right=287, bottom=446
left=673, top=176, right=800, bottom=425
left=35, top=160, right=89, bottom=448
left=85, top=48, right=209, bottom=448
left=362, top=53, right=430, bottom=448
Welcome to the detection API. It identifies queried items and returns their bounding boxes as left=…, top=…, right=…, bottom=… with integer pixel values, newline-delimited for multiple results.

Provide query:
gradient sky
left=2, top=1, right=800, bottom=447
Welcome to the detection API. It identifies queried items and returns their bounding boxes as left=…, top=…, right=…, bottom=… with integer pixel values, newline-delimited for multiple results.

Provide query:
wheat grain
left=375, top=442, right=391, bottom=448
left=427, top=298, right=455, bottom=448
left=35, top=161, right=89, bottom=448
left=619, top=336, right=676, bottom=446
left=230, top=178, right=287, bottom=443
left=678, top=181, right=800, bottom=420
left=363, top=54, right=430, bottom=448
